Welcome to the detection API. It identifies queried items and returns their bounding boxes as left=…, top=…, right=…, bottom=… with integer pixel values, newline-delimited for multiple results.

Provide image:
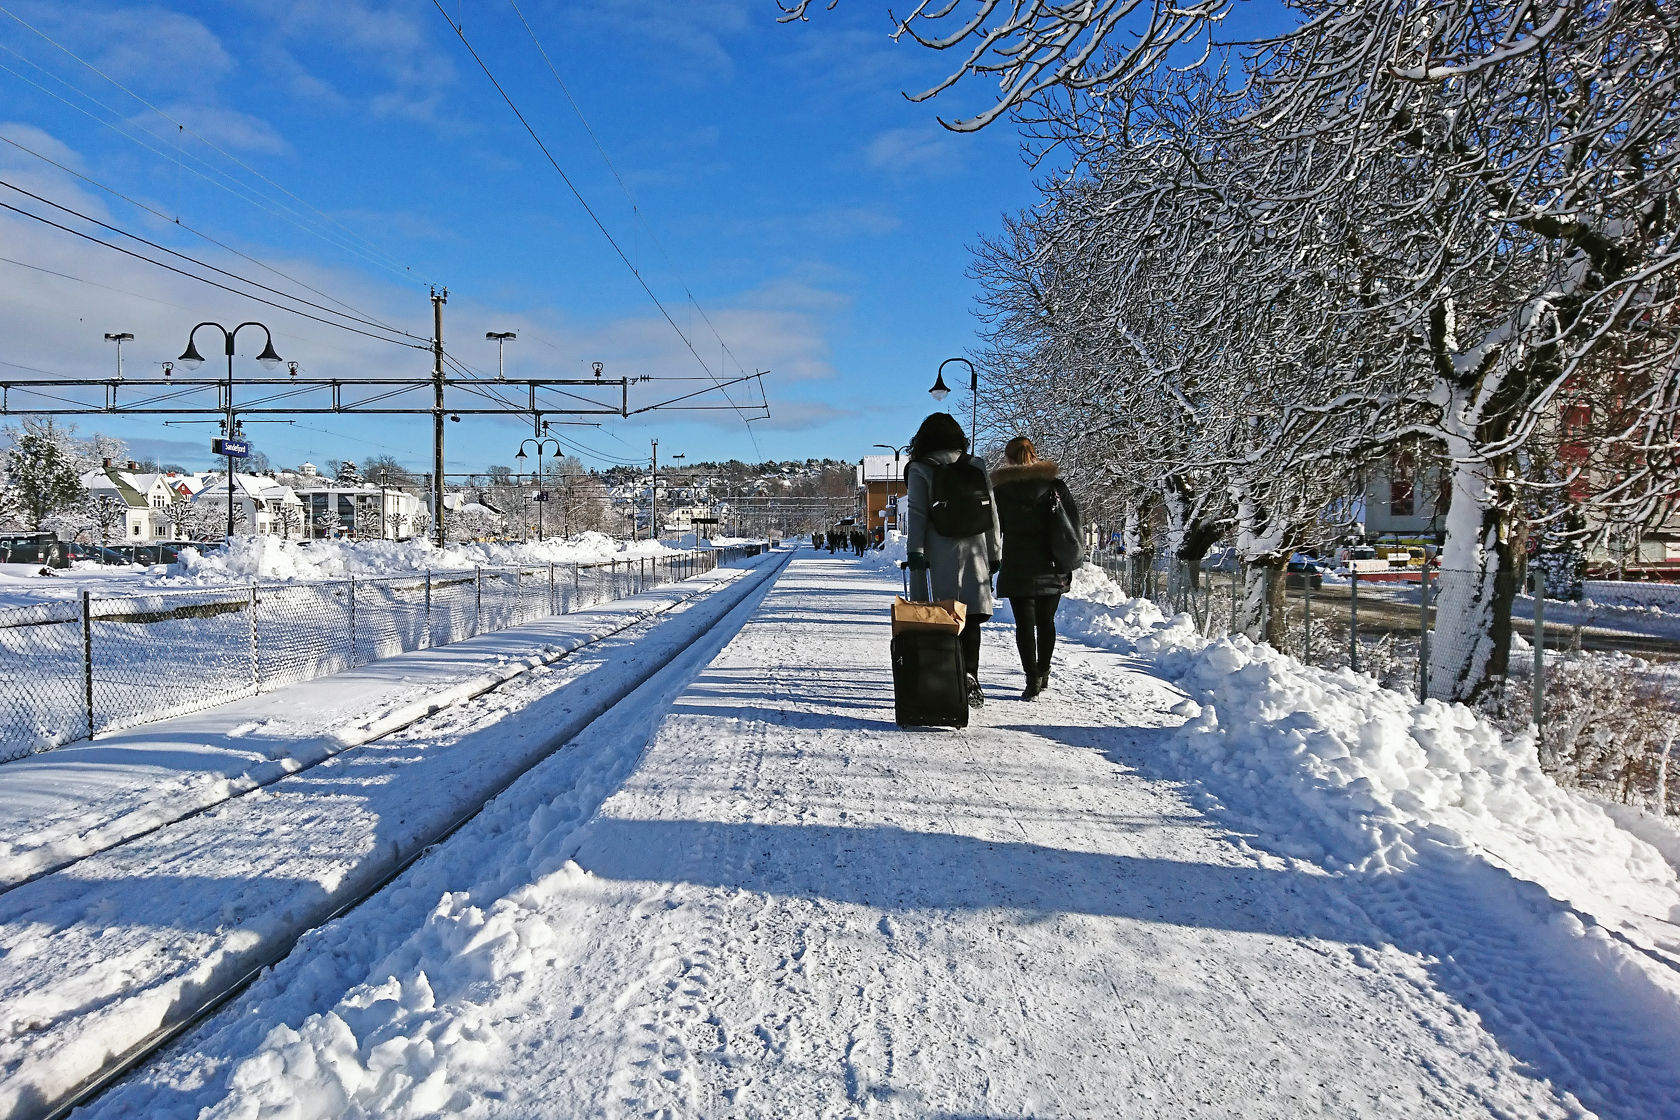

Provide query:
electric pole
left=432, top=288, right=447, bottom=547
left=650, top=438, right=658, bottom=543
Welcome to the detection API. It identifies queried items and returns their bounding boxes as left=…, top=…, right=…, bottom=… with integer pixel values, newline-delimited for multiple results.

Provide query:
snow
left=0, top=553, right=788, bottom=1116
left=0, top=534, right=694, bottom=608
left=8, top=551, right=1680, bottom=1118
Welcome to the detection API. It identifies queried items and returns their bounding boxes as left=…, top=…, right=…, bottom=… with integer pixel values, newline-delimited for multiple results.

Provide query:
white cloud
left=146, top=105, right=289, bottom=155
left=864, top=126, right=966, bottom=178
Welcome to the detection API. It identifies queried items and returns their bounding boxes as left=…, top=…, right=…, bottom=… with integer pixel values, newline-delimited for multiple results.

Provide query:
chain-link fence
left=0, top=544, right=770, bottom=764
left=1090, top=549, right=1680, bottom=814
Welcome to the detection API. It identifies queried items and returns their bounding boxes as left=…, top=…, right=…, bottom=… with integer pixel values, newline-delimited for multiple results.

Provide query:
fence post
left=475, top=566, right=482, bottom=637
left=1349, top=568, right=1360, bottom=673
left=250, top=585, right=260, bottom=690
left=1303, top=569, right=1313, bottom=663
left=424, top=570, right=432, bottom=648
left=1230, top=566, right=1239, bottom=633
left=549, top=563, right=556, bottom=616
left=573, top=562, right=580, bottom=610
left=81, top=590, right=94, bottom=740
left=1533, top=562, right=1546, bottom=738
left=346, top=575, right=356, bottom=665
left=1418, top=564, right=1432, bottom=700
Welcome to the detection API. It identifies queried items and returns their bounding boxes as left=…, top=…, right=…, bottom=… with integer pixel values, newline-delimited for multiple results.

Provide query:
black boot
left=966, top=674, right=985, bottom=709
left=1021, top=664, right=1042, bottom=700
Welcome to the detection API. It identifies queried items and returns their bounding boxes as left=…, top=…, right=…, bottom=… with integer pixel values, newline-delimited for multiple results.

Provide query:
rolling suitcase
left=891, top=566, right=969, bottom=729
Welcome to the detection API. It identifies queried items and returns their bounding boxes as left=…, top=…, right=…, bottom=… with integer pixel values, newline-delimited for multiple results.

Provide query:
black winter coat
left=991, top=460, right=1079, bottom=599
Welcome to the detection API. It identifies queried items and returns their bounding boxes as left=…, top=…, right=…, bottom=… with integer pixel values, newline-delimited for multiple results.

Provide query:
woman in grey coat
left=904, top=412, right=1001, bottom=708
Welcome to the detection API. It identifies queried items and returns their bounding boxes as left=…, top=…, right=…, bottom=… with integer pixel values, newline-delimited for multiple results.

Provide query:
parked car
left=1201, top=546, right=1238, bottom=573
left=64, top=542, right=128, bottom=565
left=1285, top=559, right=1324, bottom=591
left=0, top=533, right=68, bottom=568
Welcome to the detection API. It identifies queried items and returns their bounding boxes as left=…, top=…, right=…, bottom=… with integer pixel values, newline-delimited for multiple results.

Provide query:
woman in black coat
left=991, top=436, right=1081, bottom=699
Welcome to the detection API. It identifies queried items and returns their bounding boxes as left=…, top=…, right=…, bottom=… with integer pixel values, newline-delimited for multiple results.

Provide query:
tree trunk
left=1428, top=449, right=1519, bottom=703
left=1238, top=558, right=1287, bottom=644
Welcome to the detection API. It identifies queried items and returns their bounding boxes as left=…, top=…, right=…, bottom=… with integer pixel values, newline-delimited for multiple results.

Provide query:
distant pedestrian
left=827, top=529, right=838, bottom=554
left=991, top=436, right=1082, bottom=699
left=813, top=532, right=825, bottom=551
left=905, top=412, right=1001, bottom=709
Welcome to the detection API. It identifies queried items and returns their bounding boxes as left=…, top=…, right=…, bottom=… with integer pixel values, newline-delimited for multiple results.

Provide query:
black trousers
left=961, top=613, right=990, bottom=681
left=1010, top=594, right=1062, bottom=677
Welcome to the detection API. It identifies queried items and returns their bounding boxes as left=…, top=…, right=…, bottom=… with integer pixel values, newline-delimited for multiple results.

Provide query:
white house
left=79, top=460, right=176, bottom=542
left=296, top=481, right=423, bottom=539
left=191, top=472, right=305, bottom=537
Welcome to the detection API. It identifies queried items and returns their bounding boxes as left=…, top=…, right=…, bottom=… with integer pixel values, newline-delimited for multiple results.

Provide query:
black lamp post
left=930, top=357, right=978, bottom=444
left=178, top=321, right=282, bottom=539
left=515, top=432, right=562, bottom=540
left=873, top=443, right=909, bottom=533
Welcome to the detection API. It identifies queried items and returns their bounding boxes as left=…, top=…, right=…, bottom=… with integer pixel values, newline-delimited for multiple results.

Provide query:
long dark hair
left=909, top=412, right=968, bottom=459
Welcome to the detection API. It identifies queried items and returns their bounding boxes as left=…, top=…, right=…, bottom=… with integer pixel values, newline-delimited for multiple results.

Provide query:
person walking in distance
left=904, top=412, right=1001, bottom=709
left=991, top=436, right=1082, bottom=699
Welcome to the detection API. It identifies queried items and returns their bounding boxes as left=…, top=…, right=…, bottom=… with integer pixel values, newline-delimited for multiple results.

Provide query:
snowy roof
left=858, top=455, right=907, bottom=483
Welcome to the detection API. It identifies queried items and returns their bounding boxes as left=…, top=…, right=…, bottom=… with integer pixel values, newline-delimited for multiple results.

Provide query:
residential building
left=296, top=481, right=422, bottom=539
left=79, top=459, right=176, bottom=542
left=190, top=472, right=305, bottom=537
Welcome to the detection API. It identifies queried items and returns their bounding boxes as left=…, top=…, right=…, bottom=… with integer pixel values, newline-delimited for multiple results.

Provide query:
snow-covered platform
left=65, top=552, right=1680, bottom=1119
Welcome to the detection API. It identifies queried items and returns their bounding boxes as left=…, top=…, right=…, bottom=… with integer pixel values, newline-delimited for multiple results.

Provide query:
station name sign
left=212, top=437, right=251, bottom=459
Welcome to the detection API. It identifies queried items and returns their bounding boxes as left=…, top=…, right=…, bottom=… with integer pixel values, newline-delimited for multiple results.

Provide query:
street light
left=932, top=356, right=978, bottom=445
left=873, top=443, right=909, bottom=533
left=178, top=321, right=283, bottom=539
left=515, top=431, right=562, bottom=540
left=103, top=332, right=134, bottom=380
left=486, top=331, right=517, bottom=380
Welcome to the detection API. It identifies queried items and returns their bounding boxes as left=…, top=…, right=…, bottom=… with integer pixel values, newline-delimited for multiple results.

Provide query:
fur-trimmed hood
left=990, top=460, right=1060, bottom=487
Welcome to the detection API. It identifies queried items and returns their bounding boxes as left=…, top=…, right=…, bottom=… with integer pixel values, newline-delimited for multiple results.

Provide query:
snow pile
left=1584, top=580, right=1680, bottom=610
left=1057, top=567, right=1680, bottom=944
left=168, top=533, right=689, bottom=584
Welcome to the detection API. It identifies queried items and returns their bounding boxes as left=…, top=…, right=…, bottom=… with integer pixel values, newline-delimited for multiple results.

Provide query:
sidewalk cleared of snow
left=84, top=553, right=1680, bottom=1118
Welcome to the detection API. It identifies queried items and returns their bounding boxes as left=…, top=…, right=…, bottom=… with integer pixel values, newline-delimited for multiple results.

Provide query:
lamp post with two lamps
left=177, top=321, right=283, bottom=539
left=515, top=427, right=562, bottom=540
left=929, top=356, right=978, bottom=442
left=873, top=443, right=910, bottom=534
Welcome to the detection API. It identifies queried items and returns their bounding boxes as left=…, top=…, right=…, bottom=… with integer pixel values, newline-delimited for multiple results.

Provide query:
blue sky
left=0, top=1, right=1290, bottom=476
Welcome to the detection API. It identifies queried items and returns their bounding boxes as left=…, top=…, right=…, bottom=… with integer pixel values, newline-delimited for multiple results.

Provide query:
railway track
left=7, top=550, right=792, bottom=1120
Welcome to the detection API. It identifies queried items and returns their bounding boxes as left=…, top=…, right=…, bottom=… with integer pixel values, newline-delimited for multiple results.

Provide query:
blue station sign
left=212, top=437, right=251, bottom=459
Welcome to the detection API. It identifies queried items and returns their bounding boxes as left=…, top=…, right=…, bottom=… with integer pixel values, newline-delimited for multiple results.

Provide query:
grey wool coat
left=905, top=449, right=1003, bottom=619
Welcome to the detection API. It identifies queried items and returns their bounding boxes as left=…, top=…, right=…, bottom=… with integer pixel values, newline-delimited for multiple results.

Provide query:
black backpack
left=1044, top=483, right=1083, bottom=572
left=927, top=458, right=993, bottom=538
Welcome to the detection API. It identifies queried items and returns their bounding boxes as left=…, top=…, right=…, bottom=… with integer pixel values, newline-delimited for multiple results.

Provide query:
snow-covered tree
left=0, top=418, right=86, bottom=530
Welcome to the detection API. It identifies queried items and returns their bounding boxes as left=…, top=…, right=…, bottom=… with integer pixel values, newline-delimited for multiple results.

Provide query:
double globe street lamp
left=515, top=430, right=562, bottom=540
left=177, top=321, right=283, bottom=539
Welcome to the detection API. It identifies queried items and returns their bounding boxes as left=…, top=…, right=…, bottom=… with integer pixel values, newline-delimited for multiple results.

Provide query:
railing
left=0, top=544, right=770, bottom=763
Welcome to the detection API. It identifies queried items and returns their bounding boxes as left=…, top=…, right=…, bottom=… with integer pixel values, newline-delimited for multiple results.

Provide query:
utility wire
left=432, top=2, right=761, bottom=433
left=507, top=0, right=756, bottom=397
left=0, top=5, right=426, bottom=286
left=0, top=179, right=427, bottom=347
left=0, top=198, right=428, bottom=348
left=0, top=131, right=417, bottom=337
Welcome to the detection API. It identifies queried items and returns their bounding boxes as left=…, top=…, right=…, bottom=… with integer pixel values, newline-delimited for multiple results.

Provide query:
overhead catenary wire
left=505, top=0, right=756, bottom=390
left=0, top=6, right=427, bottom=287
left=0, top=131, right=419, bottom=338
left=0, top=198, right=429, bottom=349
left=430, top=3, right=766, bottom=438
left=0, top=183, right=429, bottom=350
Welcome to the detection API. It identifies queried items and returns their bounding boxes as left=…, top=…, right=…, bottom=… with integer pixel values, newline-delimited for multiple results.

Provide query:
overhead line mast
left=433, top=287, right=447, bottom=547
